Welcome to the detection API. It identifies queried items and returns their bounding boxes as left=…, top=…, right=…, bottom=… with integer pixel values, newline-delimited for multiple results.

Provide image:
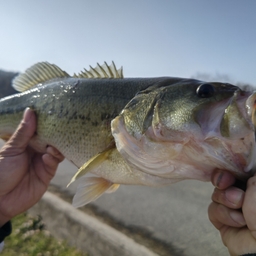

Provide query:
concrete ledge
left=28, top=191, right=159, bottom=256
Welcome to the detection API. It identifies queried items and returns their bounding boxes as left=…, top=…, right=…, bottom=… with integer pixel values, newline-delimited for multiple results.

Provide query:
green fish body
left=0, top=62, right=255, bottom=207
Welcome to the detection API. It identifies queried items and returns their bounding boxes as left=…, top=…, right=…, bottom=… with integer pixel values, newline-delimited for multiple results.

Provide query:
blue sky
left=1, top=0, right=256, bottom=85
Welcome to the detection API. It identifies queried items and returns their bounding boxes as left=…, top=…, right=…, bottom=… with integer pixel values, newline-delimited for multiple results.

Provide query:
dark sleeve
left=0, top=221, right=12, bottom=242
left=241, top=254, right=256, bottom=256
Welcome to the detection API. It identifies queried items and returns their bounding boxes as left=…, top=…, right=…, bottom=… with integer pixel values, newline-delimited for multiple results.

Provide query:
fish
left=0, top=61, right=255, bottom=208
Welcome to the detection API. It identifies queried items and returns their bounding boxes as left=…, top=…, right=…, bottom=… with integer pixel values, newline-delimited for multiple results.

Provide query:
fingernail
left=23, top=108, right=32, bottom=122
left=230, top=211, right=246, bottom=225
left=225, top=188, right=243, bottom=205
left=46, top=146, right=58, bottom=155
left=213, top=172, right=223, bottom=188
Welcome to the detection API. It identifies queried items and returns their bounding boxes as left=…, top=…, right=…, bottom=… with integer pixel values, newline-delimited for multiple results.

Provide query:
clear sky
left=1, top=0, right=256, bottom=85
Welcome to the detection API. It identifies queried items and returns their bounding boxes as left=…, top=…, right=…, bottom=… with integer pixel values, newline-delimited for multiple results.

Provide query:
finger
left=46, top=146, right=64, bottom=162
left=42, top=154, right=60, bottom=179
left=43, top=153, right=62, bottom=171
left=208, top=202, right=246, bottom=230
left=212, top=187, right=244, bottom=209
left=33, top=153, right=60, bottom=188
left=243, top=175, right=256, bottom=238
left=1, top=108, right=36, bottom=155
left=211, top=170, right=236, bottom=189
left=220, top=227, right=256, bottom=256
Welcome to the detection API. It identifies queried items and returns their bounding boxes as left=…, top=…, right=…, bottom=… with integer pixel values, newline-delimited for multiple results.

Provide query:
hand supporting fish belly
left=0, top=61, right=255, bottom=207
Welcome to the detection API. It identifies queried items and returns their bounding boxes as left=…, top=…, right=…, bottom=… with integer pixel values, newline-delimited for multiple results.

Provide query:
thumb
left=243, top=175, right=256, bottom=237
left=3, top=108, right=36, bottom=155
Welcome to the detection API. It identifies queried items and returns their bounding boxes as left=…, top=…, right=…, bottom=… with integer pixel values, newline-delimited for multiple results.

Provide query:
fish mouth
left=226, top=90, right=256, bottom=134
left=229, top=91, right=256, bottom=173
left=196, top=90, right=256, bottom=176
left=244, top=92, right=256, bottom=174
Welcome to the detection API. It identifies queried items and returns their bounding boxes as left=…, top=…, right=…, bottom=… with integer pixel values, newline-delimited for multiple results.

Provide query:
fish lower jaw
left=112, top=115, right=254, bottom=184
left=202, top=135, right=256, bottom=178
left=119, top=133, right=253, bottom=183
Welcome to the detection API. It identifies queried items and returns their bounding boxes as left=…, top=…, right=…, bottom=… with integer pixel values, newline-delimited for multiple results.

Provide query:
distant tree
left=0, top=70, right=19, bottom=98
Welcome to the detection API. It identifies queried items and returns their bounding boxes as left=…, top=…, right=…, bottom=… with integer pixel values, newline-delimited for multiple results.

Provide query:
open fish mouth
left=221, top=90, right=256, bottom=175
left=215, top=90, right=256, bottom=174
left=244, top=91, right=256, bottom=175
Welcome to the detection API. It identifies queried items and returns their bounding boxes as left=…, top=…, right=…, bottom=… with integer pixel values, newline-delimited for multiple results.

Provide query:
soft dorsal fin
left=73, top=61, right=123, bottom=79
left=13, top=62, right=70, bottom=92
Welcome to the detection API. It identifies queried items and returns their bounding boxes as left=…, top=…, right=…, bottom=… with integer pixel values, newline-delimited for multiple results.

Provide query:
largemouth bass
left=0, top=62, right=255, bottom=207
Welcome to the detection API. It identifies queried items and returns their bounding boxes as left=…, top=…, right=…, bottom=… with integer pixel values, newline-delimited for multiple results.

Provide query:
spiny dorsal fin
left=73, top=61, right=123, bottom=79
left=13, top=62, right=70, bottom=92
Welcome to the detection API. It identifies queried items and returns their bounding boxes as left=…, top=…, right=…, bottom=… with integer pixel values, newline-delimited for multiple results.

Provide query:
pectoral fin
left=68, top=145, right=127, bottom=207
left=105, top=183, right=120, bottom=194
left=0, top=134, right=12, bottom=141
left=67, top=147, right=115, bottom=187
left=72, top=177, right=115, bottom=207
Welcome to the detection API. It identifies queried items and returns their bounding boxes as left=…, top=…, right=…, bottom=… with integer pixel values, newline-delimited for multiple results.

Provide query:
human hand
left=0, top=108, right=64, bottom=226
left=208, top=170, right=256, bottom=255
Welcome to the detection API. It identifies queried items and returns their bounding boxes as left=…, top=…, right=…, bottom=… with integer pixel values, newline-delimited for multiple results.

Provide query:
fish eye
left=196, top=83, right=215, bottom=98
